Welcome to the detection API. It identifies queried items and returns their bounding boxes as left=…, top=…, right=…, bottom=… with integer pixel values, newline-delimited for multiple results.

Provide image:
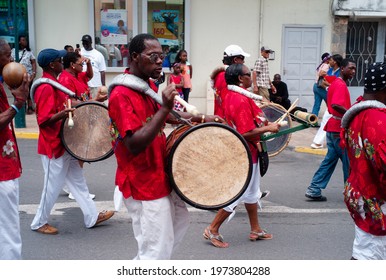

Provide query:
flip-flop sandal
left=203, top=227, right=229, bottom=248
left=249, top=230, right=273, bottom=241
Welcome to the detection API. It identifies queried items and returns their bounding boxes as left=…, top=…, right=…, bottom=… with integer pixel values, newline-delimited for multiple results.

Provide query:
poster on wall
left=152, top=10, right=179, bottom=46
left=100, top=9, right=128, bottom=45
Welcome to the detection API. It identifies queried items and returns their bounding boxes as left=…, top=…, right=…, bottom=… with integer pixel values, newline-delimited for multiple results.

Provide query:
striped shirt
left=254, top=56, right=271, bottom=88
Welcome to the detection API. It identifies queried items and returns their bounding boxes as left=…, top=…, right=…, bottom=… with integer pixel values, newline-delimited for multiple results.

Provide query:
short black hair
left=63, top=51, right=81, bottom=69
left=129, top=33, right=158, bottom=58
left=225, top=64, right=244, bottom=85
left=64, top=45, right=73, bottom=51
left=331, top=54, right=343, bottom=67
left=341, top=58, right=355, bottom=68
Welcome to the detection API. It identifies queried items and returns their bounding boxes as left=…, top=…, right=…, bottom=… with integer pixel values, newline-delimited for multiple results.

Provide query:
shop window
left=146, top=0, right=185, bottom=69
left=94, top=0, right=134, bottom=68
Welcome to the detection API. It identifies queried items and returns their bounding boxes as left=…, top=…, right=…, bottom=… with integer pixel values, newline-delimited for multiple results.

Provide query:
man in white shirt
left=80, top=35, right=106, bottom=98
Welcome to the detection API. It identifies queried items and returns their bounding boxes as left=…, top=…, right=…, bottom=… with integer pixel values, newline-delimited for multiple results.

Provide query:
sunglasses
left=140, top=52, right=165, bottom=63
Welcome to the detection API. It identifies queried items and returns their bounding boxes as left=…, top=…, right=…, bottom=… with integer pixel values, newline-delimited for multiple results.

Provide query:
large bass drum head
left=167, top=123, right=252, bottom=210
left=61, top=102, right=113, bottom=162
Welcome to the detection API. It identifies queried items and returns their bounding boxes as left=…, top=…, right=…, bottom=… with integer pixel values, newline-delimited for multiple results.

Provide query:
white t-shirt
left=80, top=48, right=106, bottom=87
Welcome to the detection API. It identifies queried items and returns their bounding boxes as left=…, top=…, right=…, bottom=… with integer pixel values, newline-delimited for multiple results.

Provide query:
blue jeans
left=311, top=83, right=327, bottom=116
left=306, top=132, right=349, bottom=197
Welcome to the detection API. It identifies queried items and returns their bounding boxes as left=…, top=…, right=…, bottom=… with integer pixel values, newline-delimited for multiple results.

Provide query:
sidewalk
left=14, top=113, right=327, bottom=156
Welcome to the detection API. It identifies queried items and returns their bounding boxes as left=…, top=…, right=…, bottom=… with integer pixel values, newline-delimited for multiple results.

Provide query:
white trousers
left=0, top=179, right=22, bottom=259
left=224, top=163, right=261, bottom=213
left=123, top=191, right=190, bottom=260
left=313, top=110, right=331, bottom=145
left=352, top=225, right=386, bottom=260
left=31, top=152, right=98, bottom=230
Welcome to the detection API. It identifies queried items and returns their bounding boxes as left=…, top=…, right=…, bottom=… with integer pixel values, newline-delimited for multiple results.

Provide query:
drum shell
left=166, top=123, right=252, bottom=210
left=60, top=101, right=114, bottom=162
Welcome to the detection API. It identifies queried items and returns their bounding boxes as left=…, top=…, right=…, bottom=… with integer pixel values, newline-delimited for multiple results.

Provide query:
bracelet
left=11, top=104, right=19, bottom=113
left=201, top=114, right=205, bottom=123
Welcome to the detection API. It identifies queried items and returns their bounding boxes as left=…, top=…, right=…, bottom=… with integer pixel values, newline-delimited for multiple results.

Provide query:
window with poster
left=93, top=0, right=135, bottom=68
left=145, top=0, right=186, bottom=70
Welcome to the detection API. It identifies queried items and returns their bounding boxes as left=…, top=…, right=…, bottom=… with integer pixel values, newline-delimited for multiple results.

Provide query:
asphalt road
left=16, top=138, right=354, bottom=260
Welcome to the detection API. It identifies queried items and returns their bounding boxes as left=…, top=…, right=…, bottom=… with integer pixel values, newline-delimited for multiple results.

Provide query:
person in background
left=311, top=54, right=343, bottom=149
left=0, top=38, right=30, bottom=259
left=11, top=35, right=36, bottom=114
left=168, top=62, right=184, bottom=111
left=175, top=50, right=192, bottom=102
left=211, top=44, right=250, bottom=119
left=341, top=62, right=386, bottom=260
left=269, top=74, right=291, bottom=110
left=311, top=52, right=331, bottom=117
left=305, top=58, right=356, bottom=201
left=64, top=45, right=74, bottom=52
left=252, top=46, right=275, bottom=101
left=30, top=48, right=114, bottom=235
left=204, top=63, right=279, bottom=248
left=80, top=35, right=106, bottom=98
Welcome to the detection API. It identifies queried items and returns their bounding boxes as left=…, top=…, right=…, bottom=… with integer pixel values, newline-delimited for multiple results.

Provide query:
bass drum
left=259, top=102, right=292, bottom=157
left=60, top=101, right=114, bottom=162
left=166, top=123, right=252, bottom=210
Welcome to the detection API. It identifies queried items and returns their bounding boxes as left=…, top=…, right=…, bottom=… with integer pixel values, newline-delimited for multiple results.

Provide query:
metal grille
left=346, top=22, right=378, bottom=86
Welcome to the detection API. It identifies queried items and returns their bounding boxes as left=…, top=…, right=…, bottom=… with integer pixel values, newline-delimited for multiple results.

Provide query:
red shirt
left=34, top=72, right=67, bottom=159
left=58, top=70, right=90, bottom=101
left=325, top=77, right=351, bottom=132
left=223, top=88, right=265, bottom=163
left=108, top=79, right=171, bottom=200
left=0, top=83, right=21, bottom=180
left=213, top=71, right=226, bottom=119
left=342, top=101, right=386, bottom=235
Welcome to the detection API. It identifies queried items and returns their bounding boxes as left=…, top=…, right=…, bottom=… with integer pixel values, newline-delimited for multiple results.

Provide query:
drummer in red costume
left=108, top=33, right=222, bottom=259
left=210, top=45, right=250, bottom=118
left=204, top=63, right=280, bottom=248
left=30, top=48, right=114, bottom=235
left=0, top=38, right=30, bottom=259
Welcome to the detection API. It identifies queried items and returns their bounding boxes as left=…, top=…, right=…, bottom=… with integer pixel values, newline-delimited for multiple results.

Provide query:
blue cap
left=37, top=48, right=67, bottom=67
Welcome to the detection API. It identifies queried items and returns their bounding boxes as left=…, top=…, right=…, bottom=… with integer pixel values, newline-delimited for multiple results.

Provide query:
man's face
left=134, top=39, right=164, bottom=80
left=82, top=39, right=92, bottom=51
left=341, top=62, right=356, bottom=81
left=273, top=75, right=281, bottom=85
left=261, top=50, right=270, bottom=59
left=0, top=43, right=12, bottom=73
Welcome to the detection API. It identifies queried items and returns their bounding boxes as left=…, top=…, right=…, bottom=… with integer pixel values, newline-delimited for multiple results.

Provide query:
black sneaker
left=305, top=193, right=327, bottom=201
left=261, top=191, right=270, bottom=199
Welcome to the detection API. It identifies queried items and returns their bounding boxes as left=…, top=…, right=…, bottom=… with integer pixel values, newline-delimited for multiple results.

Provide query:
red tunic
left=343, top=100, right=386, bottom=236
left=325, top=77, right=351, bottom=132
left=108, top=80, right=171, bottom=200
left=0, top=83, right=21, bottom=180
left=223, top=88, right=266, bottom=163
left=213, top=71, right=226, bottom=119
left=58, top=70, right=90, bottom=101
left=34, top=72, right=67, bottom=159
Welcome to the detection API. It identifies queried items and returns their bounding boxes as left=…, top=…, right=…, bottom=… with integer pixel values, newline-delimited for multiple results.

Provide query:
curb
left=15, top=132, right=39, bottom=140
left=294, top=146, right=327, bottom=156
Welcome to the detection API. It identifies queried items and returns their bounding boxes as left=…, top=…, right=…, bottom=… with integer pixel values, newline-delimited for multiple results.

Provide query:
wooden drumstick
left=175, top=95, right=200, bottom=116
left=67, top=99, right=74, bottom=128
left=275, top=98, right=299, bottom=124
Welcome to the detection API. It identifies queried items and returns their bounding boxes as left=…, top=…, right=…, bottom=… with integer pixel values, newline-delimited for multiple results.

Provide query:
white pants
left=224, top=163, right=261, bottom=213
left=352, top=225, right=386, bottom=260
left=0, top=179, right=22, bottom=259
left=313, top=110, right=331, bottom=145
left=123, top=191, right=190, bottom=260
left=31, top=152, right=98, bottom=230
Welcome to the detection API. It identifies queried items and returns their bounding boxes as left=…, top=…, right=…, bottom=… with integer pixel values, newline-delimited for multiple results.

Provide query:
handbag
left=316, top=76, right=325, bottom=89
left=257, top=141, right=269, bottom=177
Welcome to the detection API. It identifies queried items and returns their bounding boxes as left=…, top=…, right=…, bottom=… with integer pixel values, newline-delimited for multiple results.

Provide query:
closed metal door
left=283, top=26, right=323, bottom=111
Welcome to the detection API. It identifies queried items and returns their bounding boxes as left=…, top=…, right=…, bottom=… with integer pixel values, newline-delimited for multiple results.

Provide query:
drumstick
left=175, top=95, right=199, bottom=116
left=275, top=98, right=299, bottom=124
left=67, top=99, right=74, bottom=128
